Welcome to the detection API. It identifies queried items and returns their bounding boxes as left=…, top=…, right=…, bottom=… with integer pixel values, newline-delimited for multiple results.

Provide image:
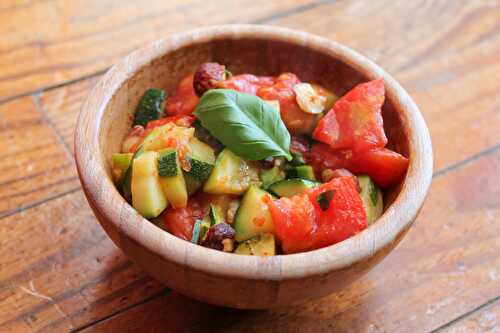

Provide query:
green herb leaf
left=316, top=190, right=335, bottom=211
left=194, top=89, right=292, bottom=161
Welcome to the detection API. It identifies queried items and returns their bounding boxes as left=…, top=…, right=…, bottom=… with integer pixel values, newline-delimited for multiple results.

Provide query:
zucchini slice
left=131, top=151, right=168, bottom=218
left=268, top=178, right=320, bottom=197
left=233, top=186, right=274, bottom=242
left=185, top=138, right=215, bottom=182
left=157, top=149, right=188, bottom=208
left=234, top=233, right=276, bottom=256
left=203, top=149, right=260, bottom=195
left=133, top=88, right=166, bottom=127
left=358, top=175, right=383, bottom=224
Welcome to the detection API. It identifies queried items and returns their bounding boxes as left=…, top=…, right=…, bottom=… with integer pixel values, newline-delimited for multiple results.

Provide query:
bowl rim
left=75, top=24, right=433, bottom=281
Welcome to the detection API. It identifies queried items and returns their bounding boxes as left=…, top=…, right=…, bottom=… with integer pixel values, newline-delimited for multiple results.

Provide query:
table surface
left=1, top=1, right=499, bottom=332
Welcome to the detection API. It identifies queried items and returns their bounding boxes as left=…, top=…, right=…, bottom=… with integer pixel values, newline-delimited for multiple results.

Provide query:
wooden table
left=1, top=1, right=498, bottom=332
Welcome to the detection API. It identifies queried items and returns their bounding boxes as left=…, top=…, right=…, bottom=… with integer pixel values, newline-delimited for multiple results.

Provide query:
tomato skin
left=162, top=196, right=206, bottom=241
left=307, top=177, right=367, bottom=248
left=165, top=75, right=200, bottom=116
left=219, top=74, right=274, bottom=94
left=308, top=143, right=353, bottom=178
left=264, top=194, right=317, bottom=254
left=265, top=177, right=367, bottom=254
left=349, top=148, right=409, bottom=188
left=308, top=143, right=408, bottom=188
left=313, top=79, right=387, bottom=152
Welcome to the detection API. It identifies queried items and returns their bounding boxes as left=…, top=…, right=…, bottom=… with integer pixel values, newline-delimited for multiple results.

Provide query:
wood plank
left=269, top=0, right=500, bottom=171
left=0, top=0, right=317, bottom=101
left=38, top=0, right=500, bottom=172
left=2, top=1, right=499, bottom=332
left=72, top=149, right=500, bottom=333
left=0, top=96, right=78, bottom=218
left=440, top=299, right=500, bottom=333
left=0, top=190, right=165, bottom=332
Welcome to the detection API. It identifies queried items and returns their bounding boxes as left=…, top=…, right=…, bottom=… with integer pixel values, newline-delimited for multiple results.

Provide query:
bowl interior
left=99, top=36, right=409, bottom=211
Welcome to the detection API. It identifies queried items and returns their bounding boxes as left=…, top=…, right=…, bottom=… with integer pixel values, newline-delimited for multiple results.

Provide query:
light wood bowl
left=75, top=25, right=432, bottom=309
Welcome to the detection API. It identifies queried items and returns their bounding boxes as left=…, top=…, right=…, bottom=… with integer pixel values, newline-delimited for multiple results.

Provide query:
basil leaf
left=194, top=89, right=292, bottom=161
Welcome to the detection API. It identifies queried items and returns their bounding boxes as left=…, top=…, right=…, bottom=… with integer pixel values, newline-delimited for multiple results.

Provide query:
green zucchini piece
left=185, top=138, right=215, bottom=182
left=133, top=88, right=166, bottom=127
left=209, top=204, right=224, bottom=225
left=233, top=186, right=274, bottom=242
left=184, top=173, right=202, bottom=195
left=193, top=119, right=223, bottom=153
left=113, top=153, right=133, bottom=171
left=268, top=178, right=320, bottom=198
left=199, top=216, right=212, bottom=241
left=131, top=151, right=168, bottom=218
left=203, top=149, right=260, bottom=195
left=286, top=165, right=316, bottom=181
left=158, top=149, right=188, bottom=208
left=234, top=233, right=276, bottom=256
left=260, top=165, right=285, bottom=190
left=358, top=175, right=383, bottom=224
left=122, top=146, right=145, bottom=201
left=157, top=150, right=178, bottom=177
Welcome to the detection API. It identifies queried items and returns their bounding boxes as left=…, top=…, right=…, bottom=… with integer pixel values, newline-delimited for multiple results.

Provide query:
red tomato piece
left=308, top=143, right=353, bottom=177
left=264, top=193, right=317, bottom=254
left=313, top=79, right=387, bottom=152
left=219, top=74, right=274, bottom=94
left=307, top=177, right=367, bottom=249
left=165, top=75, right=200, bottom=116
left=349, top=148, right=409, bottom=188
left=265, top=177, right=367, bottom=254
left=162, top=196, right=207, bottom=241
left=307, top=143, right=408, bottom=188
left=258, top=73, right=319, bottom=135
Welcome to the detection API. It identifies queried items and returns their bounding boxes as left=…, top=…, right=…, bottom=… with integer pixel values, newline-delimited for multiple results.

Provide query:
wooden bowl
left=75, top=25, right=432, bottom=309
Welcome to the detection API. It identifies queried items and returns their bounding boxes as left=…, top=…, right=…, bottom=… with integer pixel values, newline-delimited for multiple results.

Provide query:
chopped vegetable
left=131, top=151, right=168, bottom=218
left=194, top=89, right=292, bottom=161
left=203, top=149, right=260, bottom=195
left=116, top=65, right=409, bottom=255
left=233, top=186, right=274, bottom=242
left=313, top=79, right=387, bottom=152
left=293, top=83, right=327, bottom=114
left=133, top=89, right=166, bottom=127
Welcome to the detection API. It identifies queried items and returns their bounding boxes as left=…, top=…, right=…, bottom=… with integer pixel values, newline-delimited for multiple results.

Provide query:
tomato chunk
left=308, top=143, right=408, bottom=188
left=165, top=75, right=200, bottom=116
left=265, top=177, right=367, bottom=254
left=219, top=74, right=274, bottom=94
left=349, top=148, right=409, bottom=188
left=162, top=196, right=206, bottom=240
left=313, top=79, right=387, bottom=152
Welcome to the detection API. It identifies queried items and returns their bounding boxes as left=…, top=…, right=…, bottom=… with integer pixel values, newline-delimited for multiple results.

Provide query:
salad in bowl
left=112, top=62, right=409, bottom=256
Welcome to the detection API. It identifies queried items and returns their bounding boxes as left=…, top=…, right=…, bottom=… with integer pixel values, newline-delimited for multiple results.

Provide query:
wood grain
left=0, top=96, right=78, bottom=218
left=270, top=0, right=500, bottom=171
left=440, top=299, right=500, bottom=333
left=63, top=149, right=500, bottom=332
left=0, top=0, right=317, bottom=102
left=0, top=190, right=165, bottom=333
left=0, top=0, right=498, bottom=332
